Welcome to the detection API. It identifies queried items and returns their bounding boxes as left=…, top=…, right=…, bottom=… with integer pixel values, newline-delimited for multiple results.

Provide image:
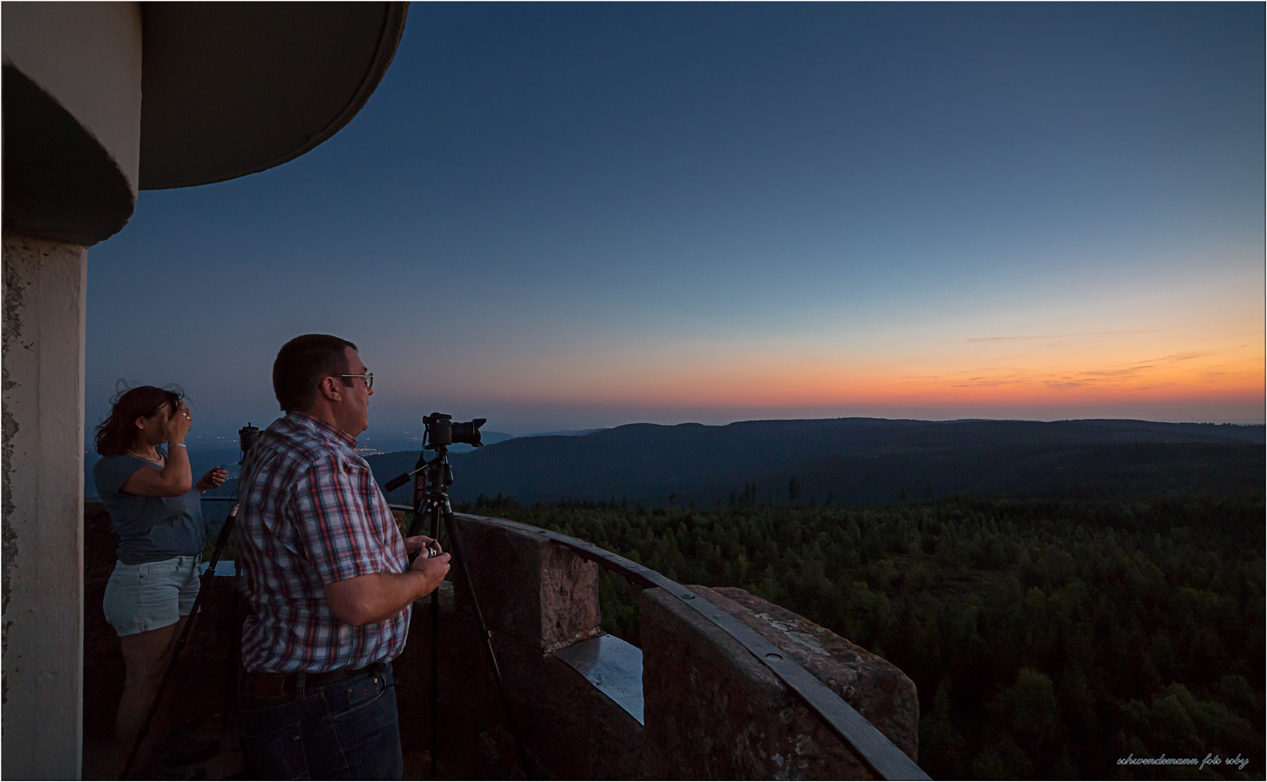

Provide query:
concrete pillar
left=2, top=233, right=88, bottom=780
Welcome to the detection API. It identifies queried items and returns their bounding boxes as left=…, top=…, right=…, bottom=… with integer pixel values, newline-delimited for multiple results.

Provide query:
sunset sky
left=87, top=3, right=1264, bottom=437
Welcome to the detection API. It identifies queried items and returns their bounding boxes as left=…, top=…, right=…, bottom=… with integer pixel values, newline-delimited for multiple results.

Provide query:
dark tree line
left=458, top=492, right=1264, bottom=780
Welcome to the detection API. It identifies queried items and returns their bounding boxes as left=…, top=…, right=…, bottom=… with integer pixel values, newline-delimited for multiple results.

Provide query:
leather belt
left=244, top=662, right=385, bottom=698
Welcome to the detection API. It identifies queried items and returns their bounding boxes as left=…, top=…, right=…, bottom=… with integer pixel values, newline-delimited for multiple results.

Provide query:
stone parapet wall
left=81, top=506, right=920, bottom=779
left=446, top=513, right=603, bottom=653
left=395, top=581, right=646, bottom=780
left=642, top=585, right=918, bottom=779
left=395, top=513, right=920, bottom=780
left=394, top=513, right=644, bottom=779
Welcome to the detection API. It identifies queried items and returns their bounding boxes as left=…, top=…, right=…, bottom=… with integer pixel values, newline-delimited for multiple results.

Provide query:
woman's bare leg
left=114, top=615, right=189, bottom=774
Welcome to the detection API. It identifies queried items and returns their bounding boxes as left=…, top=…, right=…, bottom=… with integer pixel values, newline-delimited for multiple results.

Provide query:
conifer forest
left=455, top=492, right=1264, bottom=779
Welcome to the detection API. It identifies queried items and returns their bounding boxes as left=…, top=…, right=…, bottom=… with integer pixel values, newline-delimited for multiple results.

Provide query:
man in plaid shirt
left=236, top=334, right=450, bottom=779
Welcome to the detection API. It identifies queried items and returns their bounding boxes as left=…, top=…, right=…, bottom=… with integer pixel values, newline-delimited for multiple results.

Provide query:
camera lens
left=451, top=418, right=487, bottom=446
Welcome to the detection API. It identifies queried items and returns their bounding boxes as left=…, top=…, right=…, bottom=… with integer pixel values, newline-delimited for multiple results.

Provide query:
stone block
left=641, top=585, right=919, bottom=780
left=392, top=513, right=640, bottom=778
left=448, top=514, right=601, bottom=653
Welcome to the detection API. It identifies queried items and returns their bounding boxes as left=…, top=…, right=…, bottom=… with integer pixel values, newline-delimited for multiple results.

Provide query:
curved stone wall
left=80, top=505, right=921, bottom=779
left=393, top=512, right=921, bottom=779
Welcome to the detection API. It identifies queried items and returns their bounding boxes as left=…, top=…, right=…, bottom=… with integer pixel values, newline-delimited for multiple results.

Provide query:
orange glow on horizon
left=466, top=330, right=1265, bottom=414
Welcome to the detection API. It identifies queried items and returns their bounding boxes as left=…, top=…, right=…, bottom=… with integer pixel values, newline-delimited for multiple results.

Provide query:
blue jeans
left=239, top=662, right=404, bottom=780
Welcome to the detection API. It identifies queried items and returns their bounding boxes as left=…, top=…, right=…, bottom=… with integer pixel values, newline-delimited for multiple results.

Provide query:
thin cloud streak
left=894, top=347, right=1257, bottom=395
left=965, top=330, right=1164, bottom=343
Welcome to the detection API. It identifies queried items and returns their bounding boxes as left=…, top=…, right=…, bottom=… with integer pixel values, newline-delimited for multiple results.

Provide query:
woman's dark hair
left=94, top=385, right=185, bottom=456
left=273, top=334, right=358, bottom=412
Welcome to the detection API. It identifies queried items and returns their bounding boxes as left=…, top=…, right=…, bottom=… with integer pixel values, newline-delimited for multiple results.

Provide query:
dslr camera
left=423, top=412, right=486, bottom=449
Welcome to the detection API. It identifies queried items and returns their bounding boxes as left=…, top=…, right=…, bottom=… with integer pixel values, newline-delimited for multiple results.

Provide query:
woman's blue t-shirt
left=92, top=455, right=218, bottom=565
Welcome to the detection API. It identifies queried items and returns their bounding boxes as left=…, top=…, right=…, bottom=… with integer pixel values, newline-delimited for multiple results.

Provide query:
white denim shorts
left=102, top=554, right=201, bottom=637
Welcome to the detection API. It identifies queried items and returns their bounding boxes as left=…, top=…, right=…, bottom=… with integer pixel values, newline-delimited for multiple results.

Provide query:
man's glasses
left=340, top=373, right=374, bottom=389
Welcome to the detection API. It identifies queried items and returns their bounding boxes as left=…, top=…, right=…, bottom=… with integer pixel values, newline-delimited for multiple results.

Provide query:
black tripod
left=119, top=429, right=257, bottom=778
left=385, top=413, right=531, bottom=778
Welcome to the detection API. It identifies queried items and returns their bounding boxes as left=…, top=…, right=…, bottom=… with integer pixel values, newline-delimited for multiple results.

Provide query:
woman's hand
left=197, top=466, right=228, bottom=493
left=164, top=401, right=192, bottom=444
left=122, top=400, right=194, bottom=497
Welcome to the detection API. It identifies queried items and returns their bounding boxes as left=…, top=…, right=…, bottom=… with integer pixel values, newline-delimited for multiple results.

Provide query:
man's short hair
left=273, top=334, right=359, bottom=412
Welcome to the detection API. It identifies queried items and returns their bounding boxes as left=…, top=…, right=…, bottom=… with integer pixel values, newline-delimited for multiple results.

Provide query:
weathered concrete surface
left=2, top=4, right=142, bottom=245
left=448, top=514, right=602, bottom=653
left=395, top=582, right=646, bottom=780
left=139, top=4, right=408, bottom=189
left=642, top=585, right=918, bottom=780
left=2, top=2, right=143, bottom=187
left=707, top=586, right=919, bottom=763
left=2, top=234, right=87, bottom=780
left=392, top=515, right=643, bottom=779
left=392, top=515, right=922, bottom=780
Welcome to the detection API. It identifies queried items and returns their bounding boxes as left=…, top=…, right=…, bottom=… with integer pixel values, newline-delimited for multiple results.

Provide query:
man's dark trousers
left=239, top=662, right=404, bottom=779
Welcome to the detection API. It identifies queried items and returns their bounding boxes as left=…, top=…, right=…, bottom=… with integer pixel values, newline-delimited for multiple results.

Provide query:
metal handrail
left=387, top=504, right=929, bottom=781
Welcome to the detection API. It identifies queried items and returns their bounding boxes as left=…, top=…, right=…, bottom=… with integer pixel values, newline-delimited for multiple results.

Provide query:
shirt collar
left=286, top=410, right=358, bottom=449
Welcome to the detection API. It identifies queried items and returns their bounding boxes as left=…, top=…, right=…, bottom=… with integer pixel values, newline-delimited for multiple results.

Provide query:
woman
left=92, top=385, right=228, bottom=774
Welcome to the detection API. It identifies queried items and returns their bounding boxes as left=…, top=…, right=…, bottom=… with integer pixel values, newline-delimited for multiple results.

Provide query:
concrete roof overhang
left=139, top=2, right=408, bottom=190
left=2, top=2, right=407, bottom=245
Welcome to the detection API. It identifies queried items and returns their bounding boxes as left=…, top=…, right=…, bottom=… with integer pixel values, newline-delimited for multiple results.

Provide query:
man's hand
left=404, top=535, right=442, bottom=559
left=324, top=552, right=451, bottom=626
left=408, top=549, right=451, bottom=596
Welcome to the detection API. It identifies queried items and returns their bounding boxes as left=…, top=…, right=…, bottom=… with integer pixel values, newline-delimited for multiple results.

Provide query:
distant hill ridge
left=368, top=417, right=1264, bottom=507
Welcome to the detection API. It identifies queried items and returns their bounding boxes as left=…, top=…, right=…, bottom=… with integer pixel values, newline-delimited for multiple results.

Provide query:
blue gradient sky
left=87, top=3, right=1265, bottom=439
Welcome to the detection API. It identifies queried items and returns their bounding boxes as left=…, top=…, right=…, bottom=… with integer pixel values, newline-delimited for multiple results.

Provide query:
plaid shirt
left=236, top=412, right=409, bottom=672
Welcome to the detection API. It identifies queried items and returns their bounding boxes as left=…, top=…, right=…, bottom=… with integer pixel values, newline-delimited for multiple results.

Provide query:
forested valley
left=454, top=492, right=1265, bottom=779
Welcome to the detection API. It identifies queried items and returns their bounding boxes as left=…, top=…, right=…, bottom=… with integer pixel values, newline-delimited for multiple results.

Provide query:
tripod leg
left=406, top=493, right=443, bottom=777
left=430, top=501, right=441, bottom=779
left=441, top=504, right=533, bottom=777
left=122, top=505, right=239, bottom=778
left=223, top=589, right=239, bottom=732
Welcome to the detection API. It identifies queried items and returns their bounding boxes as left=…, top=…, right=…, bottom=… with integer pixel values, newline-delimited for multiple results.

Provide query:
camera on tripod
left=239, top=423, right=261, bottom=461
left=390, top=409, right=531, bottom=777
left=423, top=412, right=486, bottom=449
left=384, top=413, right=486, bottom=492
